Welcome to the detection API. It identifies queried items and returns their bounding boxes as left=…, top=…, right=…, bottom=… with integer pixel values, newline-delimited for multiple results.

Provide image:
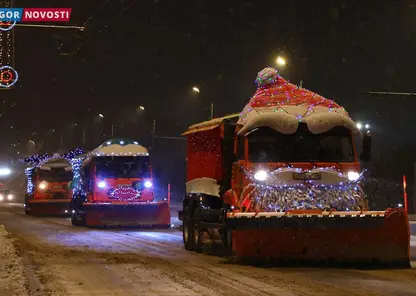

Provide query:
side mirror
left=360, top=133, right=372, bottom=162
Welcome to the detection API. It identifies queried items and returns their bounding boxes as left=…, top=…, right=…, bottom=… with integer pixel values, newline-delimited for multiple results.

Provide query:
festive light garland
left=0, top=0, right=18, bottom=88
left=25, top=149, right=85, bottom=194
left=25, top=167, right=35, bottom=195
left=62, top=148, right=85, bottom=159
left=69, top=157, right=84, bottom=195
left=241, top=166, right=366, bottom=211
left=108, top=186, right=141, bottom=201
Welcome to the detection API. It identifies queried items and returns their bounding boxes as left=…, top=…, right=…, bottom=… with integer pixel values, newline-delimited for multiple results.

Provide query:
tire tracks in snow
left=1, top=211, right=415, bottom=296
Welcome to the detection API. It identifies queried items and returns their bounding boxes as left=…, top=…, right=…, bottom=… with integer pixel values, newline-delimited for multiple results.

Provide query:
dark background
left=0, top=0, right=415, bottom=207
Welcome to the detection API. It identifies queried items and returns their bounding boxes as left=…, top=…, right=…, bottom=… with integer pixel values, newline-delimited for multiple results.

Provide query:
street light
left=276, top=56, right=286, bottom=67
left=192, top=86, right=200, bottom=93
left=98, top=113, right=104, bottom=118
left=139, top=105, right=145, bottom=111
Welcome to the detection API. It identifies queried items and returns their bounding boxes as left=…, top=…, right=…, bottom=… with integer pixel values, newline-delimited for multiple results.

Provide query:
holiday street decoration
left=0, top=0, right=18, bottom=89
left=0, top=65, right=18, bottom=88
left=0, top=20, right=16, bottom=32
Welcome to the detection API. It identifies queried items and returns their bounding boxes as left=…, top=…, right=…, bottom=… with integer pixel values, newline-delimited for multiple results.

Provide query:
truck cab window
left=247, top=125, right=354, bottom=162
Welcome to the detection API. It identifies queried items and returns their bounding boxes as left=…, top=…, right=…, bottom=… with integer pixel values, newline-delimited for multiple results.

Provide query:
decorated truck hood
left=92, top=138, right=148, bottom=156
left=238, top=67, right=358, bottom=135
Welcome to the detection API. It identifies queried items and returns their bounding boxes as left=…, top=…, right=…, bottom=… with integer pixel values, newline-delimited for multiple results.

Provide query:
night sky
left=1, top=0, right=416, bottom=197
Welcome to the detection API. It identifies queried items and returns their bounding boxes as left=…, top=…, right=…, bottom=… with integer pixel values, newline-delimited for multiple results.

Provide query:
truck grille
left=53, top=192, right=69, bottom=199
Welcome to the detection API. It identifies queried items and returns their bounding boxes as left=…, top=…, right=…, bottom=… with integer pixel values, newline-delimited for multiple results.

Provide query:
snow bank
left=0, top=225, right=28, bottom=296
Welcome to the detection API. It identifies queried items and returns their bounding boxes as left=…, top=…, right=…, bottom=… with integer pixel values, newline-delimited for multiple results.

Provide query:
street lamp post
left=192, top=86, right=214, bottom=119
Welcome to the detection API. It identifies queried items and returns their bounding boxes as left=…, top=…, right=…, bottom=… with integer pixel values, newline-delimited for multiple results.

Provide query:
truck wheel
left=71, top=212, right=85, bottom=226
left=192, top=212, right=203, bottom=253
left=182, top=209, right=194, bottom=251
left=221, top=228, right=232, bottom=249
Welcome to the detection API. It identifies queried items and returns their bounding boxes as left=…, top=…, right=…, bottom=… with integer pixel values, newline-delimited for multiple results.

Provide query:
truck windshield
left=247, top=125, right=354, bottom=162
left=38, top=168, right=73, bottom=182
left=95, top=156, right=150, bottom=179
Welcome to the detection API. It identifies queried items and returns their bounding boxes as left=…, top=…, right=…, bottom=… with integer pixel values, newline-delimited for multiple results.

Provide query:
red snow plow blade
left=25, top=200, right=71, bottom=216
left=227, top=208, right=410, bottom=268
left=83, top=201, right=171, bottom=228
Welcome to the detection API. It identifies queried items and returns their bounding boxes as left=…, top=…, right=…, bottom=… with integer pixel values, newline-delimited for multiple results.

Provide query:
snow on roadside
left=0, top=225, right=28, bottom=296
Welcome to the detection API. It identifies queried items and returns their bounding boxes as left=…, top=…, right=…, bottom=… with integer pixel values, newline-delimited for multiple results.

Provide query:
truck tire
left=71, top=212, right=85, bottom=226
left=221, top=228, right=232, bottom=249
left=182, top=208, right=194, bottom=251
left=192, top=211, right=203, bottom=253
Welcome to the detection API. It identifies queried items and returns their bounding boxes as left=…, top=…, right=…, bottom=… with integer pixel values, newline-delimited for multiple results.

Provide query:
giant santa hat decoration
left=237, top=67, right=358, bottom=135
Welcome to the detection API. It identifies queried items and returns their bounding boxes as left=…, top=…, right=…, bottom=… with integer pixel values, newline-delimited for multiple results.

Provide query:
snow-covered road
left=1, top=204, right=416, bottom=296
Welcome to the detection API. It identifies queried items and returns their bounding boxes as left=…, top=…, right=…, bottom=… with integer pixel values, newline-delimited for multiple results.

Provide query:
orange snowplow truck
left=179, top=67, right=410, bottom=268
left=70, top=139, right=171, bottom=228
left=25, top=158, right=73, bottom=216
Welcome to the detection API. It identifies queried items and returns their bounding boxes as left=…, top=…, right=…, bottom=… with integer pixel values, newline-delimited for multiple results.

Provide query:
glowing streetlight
left=192, top=86, right=200, bottom=93
left=98, top=113, right=104, bottom=118
left=276, top=56, right=287, bottom=67
left=139, top=105, right=145, bottom=111
left=356, top=122, right=362, bottom=130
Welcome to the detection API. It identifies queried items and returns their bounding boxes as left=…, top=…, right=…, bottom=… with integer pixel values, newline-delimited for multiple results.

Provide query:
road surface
left=1, top=203, right=416, bottom=296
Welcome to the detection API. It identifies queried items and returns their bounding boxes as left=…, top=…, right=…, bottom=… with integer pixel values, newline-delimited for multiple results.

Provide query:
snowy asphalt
left=1, top=203, right=416, bottom=296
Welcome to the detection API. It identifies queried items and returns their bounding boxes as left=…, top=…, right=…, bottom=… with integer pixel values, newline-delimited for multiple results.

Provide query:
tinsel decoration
left=243, top=182, right=365, bottom=212
left=241, top=166, right=366, bottom=211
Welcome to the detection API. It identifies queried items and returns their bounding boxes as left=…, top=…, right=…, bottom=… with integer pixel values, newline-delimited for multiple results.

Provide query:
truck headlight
left=254, top=170, right=269, bottom=181
left=0, top=194, right=3, bottom=201
left=144, top=180, right=153, bottom=188
left=38, top=181, right=48, bottom=190
left=97, top=181, right=106, bottom=188
left=347, top=171, right=360, bottom=181
left=7, top=194, right=13, bottom=200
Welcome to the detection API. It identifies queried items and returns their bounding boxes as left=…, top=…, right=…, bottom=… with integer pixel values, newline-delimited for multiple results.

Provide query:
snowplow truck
left=25, top=157, right=73, bottom=216
left=70, top=138, right=171, bottom=228
left=179, top=67, right=410, bottom=268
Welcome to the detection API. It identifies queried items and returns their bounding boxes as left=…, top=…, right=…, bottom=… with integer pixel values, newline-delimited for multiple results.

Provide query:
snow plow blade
left=83, top=201, right=171, bottom=228
left=25, top=200, right=71, bottom=216
left=227, top=208, right=410, bottom=268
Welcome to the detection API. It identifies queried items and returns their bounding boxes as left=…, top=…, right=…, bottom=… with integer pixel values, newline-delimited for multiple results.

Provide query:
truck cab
left=25, top=158, right=73, bottom=215
left=80, top=155, right=154, bottom=203
left=71, top=138, right=170, bottom=228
